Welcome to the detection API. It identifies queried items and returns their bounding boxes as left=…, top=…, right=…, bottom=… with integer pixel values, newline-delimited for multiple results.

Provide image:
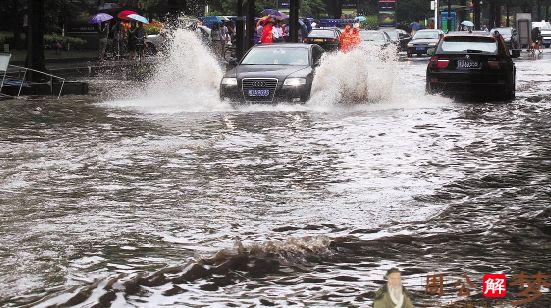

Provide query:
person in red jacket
left=261, top=19, right=275, bottom=44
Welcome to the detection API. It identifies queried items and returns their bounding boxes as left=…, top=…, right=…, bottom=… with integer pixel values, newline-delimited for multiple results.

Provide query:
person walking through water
left=99, top=20, right=110, bottom=60
left=135, top=22, right=146, bottom=61
left=531, top=26, right=543, bottom=53
left=210, top=22, right=224, bottom=59
left=128, top=22, right=137, bottom=60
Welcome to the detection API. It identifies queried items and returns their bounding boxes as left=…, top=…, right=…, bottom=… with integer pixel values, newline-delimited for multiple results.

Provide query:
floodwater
left=1, top=32, right=550, bottom=307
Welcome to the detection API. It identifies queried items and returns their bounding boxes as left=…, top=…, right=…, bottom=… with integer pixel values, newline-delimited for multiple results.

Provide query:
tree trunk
left=25, top=0, right=46, bottom=81
left=473, top=0, right=481, bottom=29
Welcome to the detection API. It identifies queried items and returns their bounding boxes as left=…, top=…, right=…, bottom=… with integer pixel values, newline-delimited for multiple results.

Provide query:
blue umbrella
left=89, top=13, right=113, bottom=24
left=127, top=14, right=149, bottom=24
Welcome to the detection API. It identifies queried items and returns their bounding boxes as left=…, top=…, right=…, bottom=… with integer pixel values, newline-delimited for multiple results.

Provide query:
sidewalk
left=9, top=49, right=99, bottom=66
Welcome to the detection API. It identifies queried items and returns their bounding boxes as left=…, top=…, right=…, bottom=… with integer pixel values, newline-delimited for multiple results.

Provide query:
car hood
left=411, top=38, right=438, bottom=44
left=227, top=65, right=311, bottom=80
left=541, top=29, right=551, bottom=36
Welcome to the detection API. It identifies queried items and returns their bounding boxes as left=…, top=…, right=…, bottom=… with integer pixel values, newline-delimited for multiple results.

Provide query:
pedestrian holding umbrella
left=89, top=13, right=113, bottom=24
left=126, top=14, right=149, bottom=24
left=118, top=10, right=137, bottom=20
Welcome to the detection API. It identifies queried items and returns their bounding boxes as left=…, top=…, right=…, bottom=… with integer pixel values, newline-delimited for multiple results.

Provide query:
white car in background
left=145, top=25, right=212, bottom=54
left=532, top=20, right=551, bottom=48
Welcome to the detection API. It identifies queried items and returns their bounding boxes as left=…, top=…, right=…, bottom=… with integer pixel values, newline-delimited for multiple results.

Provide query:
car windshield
left=491, top=28, right=512, bottom=36
left=241, top=47, right=310, bottom=65
left=533, top=22, right=551, bottom=30
left=441, top=36, right=498, bottom=53
left=413, top=31, right=439, bottom=39
left=361, top=32, right=385, bottom=42
left=308, top=30, right=336, bottom=38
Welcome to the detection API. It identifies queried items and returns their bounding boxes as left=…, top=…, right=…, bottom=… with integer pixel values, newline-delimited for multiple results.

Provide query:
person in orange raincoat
left=339, top=25, right=353, bottom=52
left=350, top=27, right=361, bottom=48
left=261, top=19, right=275, bottom=44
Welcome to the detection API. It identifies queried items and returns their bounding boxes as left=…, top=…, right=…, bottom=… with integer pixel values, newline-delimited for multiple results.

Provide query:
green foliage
left=396, top=0, right=432, bottom=25
left=0, top=32, right=14, bottom=44
left=44, top=34, right=86, bottom=49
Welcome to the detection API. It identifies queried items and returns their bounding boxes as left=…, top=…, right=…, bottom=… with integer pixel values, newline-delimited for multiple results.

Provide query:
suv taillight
left=487, top=60, right=501, bottom=70
left=430, top=56, right=450, bottom=69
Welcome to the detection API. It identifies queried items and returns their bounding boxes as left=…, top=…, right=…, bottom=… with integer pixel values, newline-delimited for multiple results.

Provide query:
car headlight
left=221, top=77, right=237, bottom=86
left=429, top=42, right=437, bottom=47
left=283, top=78, right=307, bottom=86
left=407, top=42, right=414, bottom=47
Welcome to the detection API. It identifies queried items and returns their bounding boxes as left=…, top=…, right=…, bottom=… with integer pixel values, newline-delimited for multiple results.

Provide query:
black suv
left=426, top=31, right=518, bottom=99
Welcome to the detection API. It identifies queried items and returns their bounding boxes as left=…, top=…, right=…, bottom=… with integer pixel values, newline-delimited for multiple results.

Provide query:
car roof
left=445, top=31, right=494, bottom=37
left=254, top=43, right=312, bottom=49
left=359, top=30, right=381, bottom=33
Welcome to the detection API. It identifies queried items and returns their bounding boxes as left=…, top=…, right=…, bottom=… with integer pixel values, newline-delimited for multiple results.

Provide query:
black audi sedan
left=303, top=28, right=341, bottom=51
left=426, top=31, right=518, bottom=99
left=220, top=43, right=325, bottom=104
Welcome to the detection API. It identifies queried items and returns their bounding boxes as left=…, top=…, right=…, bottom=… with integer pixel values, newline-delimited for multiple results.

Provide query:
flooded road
left=1, top=50, right=550, bottom=307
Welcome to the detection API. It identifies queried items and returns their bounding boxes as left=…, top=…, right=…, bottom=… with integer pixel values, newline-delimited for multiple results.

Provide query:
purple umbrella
left=89, top=13, right=113, bottom=24
left=261, top=9, right=289, bottom=20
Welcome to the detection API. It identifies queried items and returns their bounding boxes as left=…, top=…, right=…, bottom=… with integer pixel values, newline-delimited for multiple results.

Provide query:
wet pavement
left=0, top=48, right=550, bottom=307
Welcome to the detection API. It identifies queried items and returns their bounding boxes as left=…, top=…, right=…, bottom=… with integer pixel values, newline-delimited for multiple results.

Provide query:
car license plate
left=457, top=59, right=480, bottom=69
left=248, top=89, right=270, bottom=97
left=416, top=47, right=426, bottom=51
left=314, top=38, right=324, bottom=43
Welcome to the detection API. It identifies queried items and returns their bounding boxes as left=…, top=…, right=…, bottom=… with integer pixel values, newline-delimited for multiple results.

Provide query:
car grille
left=242, top=78, right=278, bottom=102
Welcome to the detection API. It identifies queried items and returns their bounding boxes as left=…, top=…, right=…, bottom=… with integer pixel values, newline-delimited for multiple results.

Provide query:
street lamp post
left=447, top=0, right=452, bottom=31
left=434, top=0, right=439, bottom=29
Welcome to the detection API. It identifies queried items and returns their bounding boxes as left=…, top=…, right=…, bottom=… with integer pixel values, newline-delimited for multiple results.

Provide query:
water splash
left=105, top=29, right=231, bottom=113
left=309, top=43, right=399, bottom=107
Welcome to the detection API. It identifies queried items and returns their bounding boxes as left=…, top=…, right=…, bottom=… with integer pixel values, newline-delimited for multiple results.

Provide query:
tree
left=396, top=0, right=431, bottom=26
left=26, top=0, right=46, bottom=79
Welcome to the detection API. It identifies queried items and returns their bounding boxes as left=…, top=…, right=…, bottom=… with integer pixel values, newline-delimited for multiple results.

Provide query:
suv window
left=440, top=36, right=498, bottom=53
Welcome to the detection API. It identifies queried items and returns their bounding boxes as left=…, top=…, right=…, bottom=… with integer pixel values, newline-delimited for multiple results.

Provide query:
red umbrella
left=117, top=10, right=137, bottom=20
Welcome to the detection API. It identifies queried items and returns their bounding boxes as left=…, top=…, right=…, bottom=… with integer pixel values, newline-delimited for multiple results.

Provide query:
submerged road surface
left=0, top=52, right=550, bottom=307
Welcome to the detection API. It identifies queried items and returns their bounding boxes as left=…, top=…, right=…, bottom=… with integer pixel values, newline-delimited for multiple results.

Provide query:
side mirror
left=511, top=50, right=521, bottom=58
left=228, top=59, right=238, bottom=67
left=427, top=48, right=436, bottom=56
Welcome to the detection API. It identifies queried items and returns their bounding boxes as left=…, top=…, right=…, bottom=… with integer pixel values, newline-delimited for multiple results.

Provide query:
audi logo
left=253, top=81, right=266, bottom=87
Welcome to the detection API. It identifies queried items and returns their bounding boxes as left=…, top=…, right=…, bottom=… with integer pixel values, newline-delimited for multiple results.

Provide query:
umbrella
left=89, top=13, right=113, bottom=24
left=257, top=16, right=271, bottom=27
left=127, top=14, right=149, bottom=24
left=117, top=10, right=137, bottom=20
left=261, top=9, right=288, bottom=20
left=461, top=20, right=474, bottom=27
left=97, top=3, right=120, bottom=11
left=355, top=16, right=367, bottom=22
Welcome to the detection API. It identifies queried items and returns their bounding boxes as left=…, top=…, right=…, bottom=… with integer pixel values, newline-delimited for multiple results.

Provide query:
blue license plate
left=416, top=47, right=426, bottom=51
left=248, top=89, right=270, bottom=97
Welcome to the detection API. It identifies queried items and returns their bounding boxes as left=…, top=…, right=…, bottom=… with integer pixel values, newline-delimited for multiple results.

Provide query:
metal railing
left=6, top=65, right=66, bottom=99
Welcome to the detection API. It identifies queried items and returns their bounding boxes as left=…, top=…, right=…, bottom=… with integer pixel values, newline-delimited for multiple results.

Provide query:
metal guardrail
left=7, top=65, right=66, bottom=99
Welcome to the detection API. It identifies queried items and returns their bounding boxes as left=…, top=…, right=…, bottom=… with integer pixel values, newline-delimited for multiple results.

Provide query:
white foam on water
left=101, top=30, right=451, bottom=114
